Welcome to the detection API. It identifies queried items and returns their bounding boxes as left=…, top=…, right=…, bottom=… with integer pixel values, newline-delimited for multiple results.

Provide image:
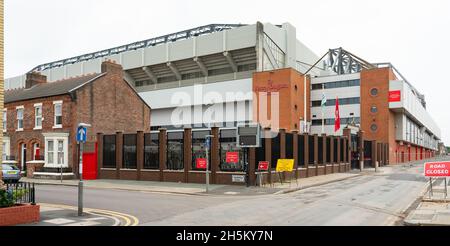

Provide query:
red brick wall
left=74, top=61, right=151, bottom=140
left=253, top=68, right=310, bottom=131
left=0, top=204, right=40, bottom=226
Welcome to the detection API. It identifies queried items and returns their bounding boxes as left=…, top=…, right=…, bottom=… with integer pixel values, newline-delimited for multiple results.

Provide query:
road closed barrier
left=424, top=161, right=450, bottom=177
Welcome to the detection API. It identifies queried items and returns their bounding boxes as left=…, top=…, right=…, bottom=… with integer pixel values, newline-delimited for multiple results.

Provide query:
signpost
left=424, top=161, right=450, bottom=199
left=276, top=159, right=296, bottom=186
left=257, top=161, right=269, bottom=187
left=237, top=123, right=261, bottom=187
left=77, top=123, right=90, bottom=216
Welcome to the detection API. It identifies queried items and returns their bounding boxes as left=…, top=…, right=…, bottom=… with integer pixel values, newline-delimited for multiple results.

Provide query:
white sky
left=5, top=0, right=450, bottom=144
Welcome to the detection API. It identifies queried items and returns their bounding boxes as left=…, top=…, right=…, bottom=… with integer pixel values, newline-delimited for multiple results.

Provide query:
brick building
left=3, top=61, right=150, bottom=178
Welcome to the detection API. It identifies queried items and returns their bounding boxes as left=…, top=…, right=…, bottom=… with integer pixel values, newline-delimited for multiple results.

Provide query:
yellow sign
left=276, top=159, right=295, bottom=172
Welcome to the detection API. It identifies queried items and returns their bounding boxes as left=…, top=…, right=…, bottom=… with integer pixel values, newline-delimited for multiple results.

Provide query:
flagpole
left=321, top=84, right=325, bottom=134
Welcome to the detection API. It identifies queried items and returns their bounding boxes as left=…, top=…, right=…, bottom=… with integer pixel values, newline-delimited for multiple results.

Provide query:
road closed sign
left=424, top=162, right=450, bottom=177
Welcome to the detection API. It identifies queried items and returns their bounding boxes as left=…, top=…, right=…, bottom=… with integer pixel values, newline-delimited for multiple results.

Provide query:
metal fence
left=5, top=182, right=36, bottom=205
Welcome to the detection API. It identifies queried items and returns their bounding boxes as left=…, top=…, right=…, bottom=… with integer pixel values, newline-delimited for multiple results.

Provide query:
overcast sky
left=5, top=0, right=450, bottom=144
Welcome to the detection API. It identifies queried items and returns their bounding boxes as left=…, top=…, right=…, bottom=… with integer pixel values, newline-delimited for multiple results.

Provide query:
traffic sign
left=205, top=137, right=211, bottom=149
left=77, top=126, right=87, bottom=143
left=258, top=161, right=269, bottom=171
left=424, top=161, right=450, bottom=177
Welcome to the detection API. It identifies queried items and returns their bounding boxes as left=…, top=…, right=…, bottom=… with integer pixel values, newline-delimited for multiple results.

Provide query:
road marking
left=43, top=218, right=75, bottom=225
left=65, top=221, right=101, bottom=226
left=39, top=203, right=139, bottom=226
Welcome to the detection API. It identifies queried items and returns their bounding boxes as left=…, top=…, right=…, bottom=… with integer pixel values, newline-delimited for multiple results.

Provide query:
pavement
left=21, top=203, right=139, bottom=226
left=404, top=177, right=450, bottom=226
left=22, top=172, right=361, bottom=196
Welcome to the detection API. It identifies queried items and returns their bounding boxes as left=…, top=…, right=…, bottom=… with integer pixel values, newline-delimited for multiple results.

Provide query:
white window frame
left=43, top=132, right=69, bottom=168
left=34, top=103, right=43, bottom=130
left=16, top=106, right=24, bottom=131
left=2, top=108, right=6, bottom=133
left=53, top=101, right=63, bottom=129
left=2, top=137, right=10, bottom=161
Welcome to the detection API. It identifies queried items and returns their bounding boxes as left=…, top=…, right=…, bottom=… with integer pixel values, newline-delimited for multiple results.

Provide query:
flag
left=321, top=92, right=327, bottom=108
left=334, top=96, right=341, bottom=132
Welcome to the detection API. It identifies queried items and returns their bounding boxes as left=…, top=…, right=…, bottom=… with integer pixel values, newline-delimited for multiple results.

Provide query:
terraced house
left=3, top=61, right=150, bottom=179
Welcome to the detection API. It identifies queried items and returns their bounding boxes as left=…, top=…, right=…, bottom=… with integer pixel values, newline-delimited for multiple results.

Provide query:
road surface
left=36, top=157, right=447, bottom=225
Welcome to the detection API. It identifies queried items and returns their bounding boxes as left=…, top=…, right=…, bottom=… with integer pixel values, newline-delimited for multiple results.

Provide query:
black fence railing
left=4, top=182, right=36, bottom=205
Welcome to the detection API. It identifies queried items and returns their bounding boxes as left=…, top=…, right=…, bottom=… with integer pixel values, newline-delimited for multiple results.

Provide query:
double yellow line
left=40, top=203, right=139, bottom=226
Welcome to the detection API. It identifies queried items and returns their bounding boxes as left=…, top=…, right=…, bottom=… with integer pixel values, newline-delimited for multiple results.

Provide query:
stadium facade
left=5, top=22, right=442, bottom=165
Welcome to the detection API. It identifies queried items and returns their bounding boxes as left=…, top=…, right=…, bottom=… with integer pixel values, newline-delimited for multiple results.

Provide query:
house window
left=44, top=133, right=69, bottom=167
left=47, top=140, right=54, bottom=165
left=53, top=101, right=63, bottom=128
left=2, top=138, right=10, bottom=161
left=2, top=109, right=6, bottom=132
left=57, top=140, right=64, bottom=165
left=34, top=104, right=43, bottom=129
left=16, top=107, right=24, bottom=131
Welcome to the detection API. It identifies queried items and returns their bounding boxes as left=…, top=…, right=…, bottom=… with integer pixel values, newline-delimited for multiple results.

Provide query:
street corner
left=28, top=203, right=139, bottom=226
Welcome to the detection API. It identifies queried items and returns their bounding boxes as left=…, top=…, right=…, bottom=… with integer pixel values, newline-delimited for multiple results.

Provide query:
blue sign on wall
left=77, top=126, right=87, bottom=143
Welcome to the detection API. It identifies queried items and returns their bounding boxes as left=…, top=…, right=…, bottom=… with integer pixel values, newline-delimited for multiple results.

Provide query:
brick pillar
left=137, top=131, right=144, bottom=181
left=293, top=130, right=299, bottom=179
left=183, top=128, right=192, bottom=183
left=322, top=134, right=327, bottom=174
left=314, top=134, right=319, bottom=176
left=337, top=136, right=341, bottom=165
left=343, top=137, right=348, bottom=171
left=97, top=133, right=103, bottom=177
left=211, top=127, right=220, bottom=184
left=159, top=129, right=167, bottom=182
left=330, top=136, right=335, bottom=173
left=116, top=132, right=123, bottom=179
left=343, top=128, right=351, bottom=169
left=249, top=148, right=256, bottom=186
left=358, top=130, right=365, bottom=171
left=304, top=133, right=309, bottom=177
left=280, top=129, right=286, bottom=159
left=279, top=129, right=286, bottom=182
left=265, top=128, right=272, bottom=184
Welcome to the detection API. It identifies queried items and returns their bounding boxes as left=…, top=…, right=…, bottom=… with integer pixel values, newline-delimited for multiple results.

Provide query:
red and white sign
left=424, top=162, right=450, bottom=177
left=196, top=158, right=207, bottom=170
left=258, top=161, right=269, bottom=171
left=226, top=152, right=239, bottom=163
left=389, top=90, right=401, bottom=102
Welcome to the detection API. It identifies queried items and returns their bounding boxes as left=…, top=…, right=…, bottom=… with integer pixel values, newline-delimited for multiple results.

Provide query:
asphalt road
left=36, top=156, right=449, bottom=226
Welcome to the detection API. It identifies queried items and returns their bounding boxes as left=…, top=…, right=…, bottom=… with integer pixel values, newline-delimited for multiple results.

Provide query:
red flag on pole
left=334, top=96, right=341, bottom=132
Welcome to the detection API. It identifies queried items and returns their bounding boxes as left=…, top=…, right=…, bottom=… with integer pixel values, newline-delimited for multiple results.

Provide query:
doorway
left=20, top=143, right=27, bottom=171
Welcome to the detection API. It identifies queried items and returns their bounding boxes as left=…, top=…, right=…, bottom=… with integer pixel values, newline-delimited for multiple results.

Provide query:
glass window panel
left=123, top=134, right=137, bottom=169
left=144, top=133, right=159, bottom=169
left=103, top=135, right=116, bottom=168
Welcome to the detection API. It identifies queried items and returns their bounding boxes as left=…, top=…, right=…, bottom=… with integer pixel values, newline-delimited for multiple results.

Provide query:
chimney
left=25, top=72, right=47, bottom=89
left=101, top=59, right=123, bottom=76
